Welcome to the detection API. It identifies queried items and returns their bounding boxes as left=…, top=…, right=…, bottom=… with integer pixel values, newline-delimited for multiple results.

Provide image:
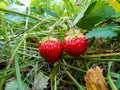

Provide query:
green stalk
left=23, top=6, right=30, bottom=60
left=14, top=54, right=24, bottom=90
left=107, top=74, right=117, bottom=90
left=81, top=53, right=120, bottom=58
left=62, top=60, right=84, bottom=90
left=60, top=62, right=86, bottom=72
left=0, top=7, right=42, bottom=21
left=54, top=76, right=57, bottom=90
left=66, top=70, right=84, bottom=90
left=0, top=12, right=11, bottom=51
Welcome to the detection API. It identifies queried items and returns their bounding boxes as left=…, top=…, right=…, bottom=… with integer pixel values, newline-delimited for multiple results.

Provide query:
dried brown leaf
left=84, top=66, right=108, bottom=90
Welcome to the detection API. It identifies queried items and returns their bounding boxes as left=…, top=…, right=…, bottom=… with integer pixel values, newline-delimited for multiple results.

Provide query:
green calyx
left=65, top=29, right=85, bottom=40
left=39, top=36, right=58, bottom=43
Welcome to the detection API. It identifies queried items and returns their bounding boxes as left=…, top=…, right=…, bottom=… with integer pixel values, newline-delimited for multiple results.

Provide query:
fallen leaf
left=84, top=66, right=108, bottom=90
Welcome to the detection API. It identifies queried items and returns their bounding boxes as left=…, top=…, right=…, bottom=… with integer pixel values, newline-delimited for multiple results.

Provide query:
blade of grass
left=65, top=70, right=84, bottom=90
left=14, top=54, right=24, bottom=90
left=88, top=58, right=120, bottom=62
left=107, top=74, right=117, bottom=90
left=0, top=12, right=11, bottom=51
left=0, top=60, right=39, bottom=74
left=50, top=63, right=60, bottom=90
left=110, top=72, right=120, bottom=78
left=107, top=62, right=117, bottom=90
left=60, top=62, right=86, bottom=72
left=62, top=60, right=84, bottom=90
left=81, top=53, right=120, bottom=58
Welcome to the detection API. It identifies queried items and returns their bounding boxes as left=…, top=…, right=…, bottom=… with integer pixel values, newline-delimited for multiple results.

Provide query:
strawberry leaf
left=75, top=1, right=115, bottom=29
left=86, top=27, right=117, bottom=39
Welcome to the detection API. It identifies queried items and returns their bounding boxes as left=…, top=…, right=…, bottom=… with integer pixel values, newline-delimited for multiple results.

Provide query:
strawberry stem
left=72, top=28, right=76, bottom=35
left=48, top=32, right=50, bottom=40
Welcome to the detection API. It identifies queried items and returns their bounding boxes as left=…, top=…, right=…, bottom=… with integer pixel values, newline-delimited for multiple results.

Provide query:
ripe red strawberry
left=75, top=2, right=80, bottom=6
left=63, top=29, right=87, bottom=57
left=38, top=37, right=63, bottom=64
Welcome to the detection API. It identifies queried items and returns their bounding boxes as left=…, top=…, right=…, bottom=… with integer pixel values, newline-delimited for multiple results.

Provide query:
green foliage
left=5, top=3, right=26, bottom=22
left=75, top=1, right=115, bottom=29
left=116, top=76, right=120, bottom=89
left=5, top=80, right=29, bottom=90
left=44, top=8, right=59, bottom=18
left=86, top=27, right=117, bottom=39
left=0, top=2, right=6, bottom=8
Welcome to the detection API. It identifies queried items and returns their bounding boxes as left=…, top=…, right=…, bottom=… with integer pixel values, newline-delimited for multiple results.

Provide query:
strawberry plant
left=0, top=0, right=120, bottom=90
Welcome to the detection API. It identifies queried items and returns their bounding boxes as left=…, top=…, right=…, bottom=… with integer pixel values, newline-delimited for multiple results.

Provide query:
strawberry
left=38, top=37, right=63, bottom=64
left=75, top=2, right=80, bottom=6
left=63, top=29, right=87, bottom=57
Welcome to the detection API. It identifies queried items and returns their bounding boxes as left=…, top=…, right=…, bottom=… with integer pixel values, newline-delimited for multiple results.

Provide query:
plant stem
left=107, top=73, right=117, bottom=90
left=81, top=53, right=120, bottom=58
left=0, top=12, right=11, bottom=51
left=65, top=70, right=84, bottom=90
left=60, top=62, right=86, bottom=72
left=15, top=54, right=24, bottom=90
left=54, top=76, right=57, bottom=90
left=62, top=60, right=84, bottom=90
left=0, top=7, right=42, bottom=21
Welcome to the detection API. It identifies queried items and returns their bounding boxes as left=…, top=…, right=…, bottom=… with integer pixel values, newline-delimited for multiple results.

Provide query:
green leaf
left=5, top=80, right=29, bottom=90
left=116, top=76, right=120, bottom=89
left=44, top=8, right=59, bottom=18
left=73, top=0, right=91, bottom=26
left=30, top=0, right=43, bottom=8
left=5, top=80, right=18, bottom=90
left=34, top=72, right=49, bottom=90
left=0, top=2, right=6, bottom=8
left=76, top=1, right=115, bottom=29
left=63, top=0, right=74, bottom=17
left=86, top=27, right=117, bottom=39
left=4, top=3, right=26, bottom=22
left=14, top=54, right=24, bottom=90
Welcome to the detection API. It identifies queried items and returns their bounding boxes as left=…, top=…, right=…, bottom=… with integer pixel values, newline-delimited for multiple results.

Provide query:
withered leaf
left=84, top=66, right=108, bottom=90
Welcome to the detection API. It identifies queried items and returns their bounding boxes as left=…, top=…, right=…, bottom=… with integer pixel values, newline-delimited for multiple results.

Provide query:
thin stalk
left=88, top=58, right=120, bottom=62
left=62, top=60, right=84, bottom=90
left=0, top=12, right=11, bottom=50
left=0, top=7, right=42, bottom=21
left=33, top=63, right=38, bottom=90
left=107, top=73, right=117, bottom=90
left=14, top=54, right=24, bottom=90
left=54, top=76, right=57, bottom=90
left=23, top=6, right=30, bottom=60
left=65, top=70, right=84, bottom=90
left=81, top=53, right=120, bottom=58
left=83, top=53, right=89, bottom=70
left=0, top=60, right=39, bottom=75
left=60, top=62, right=86, bottom=72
